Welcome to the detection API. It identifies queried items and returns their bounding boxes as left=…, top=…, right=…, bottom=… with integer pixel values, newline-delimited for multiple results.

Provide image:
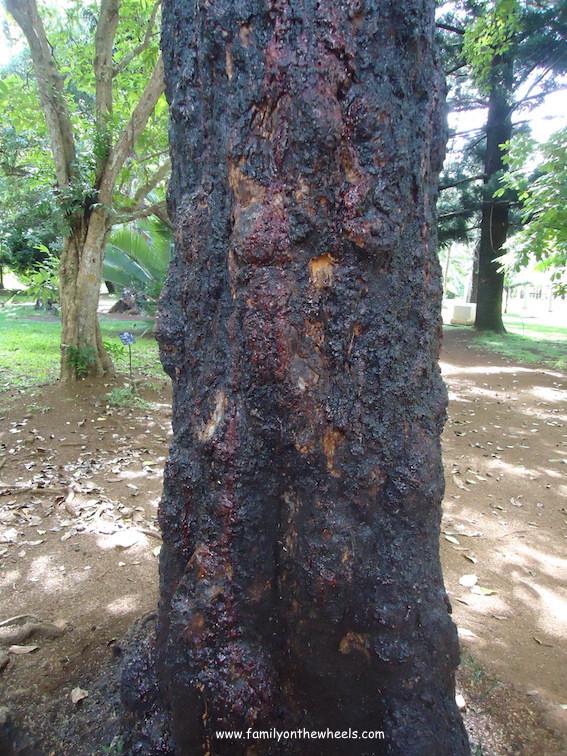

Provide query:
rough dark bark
left=474, top=64, right=512, bottom=333
left=149, top=1, right=469, bottom=754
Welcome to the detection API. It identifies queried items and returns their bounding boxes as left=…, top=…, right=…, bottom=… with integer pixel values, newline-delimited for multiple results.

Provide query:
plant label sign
left=119, top=332, right=136, bottom=345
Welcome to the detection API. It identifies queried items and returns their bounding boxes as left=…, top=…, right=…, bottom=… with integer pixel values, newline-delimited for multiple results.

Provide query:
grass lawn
left=472, top=312, right=567, bottom=371
left=0, top=300, right=163, bottom=391
left=2, top=299, right=565, bottom=395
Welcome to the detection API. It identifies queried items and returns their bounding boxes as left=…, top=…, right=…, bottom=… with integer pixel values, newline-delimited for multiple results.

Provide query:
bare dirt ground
left=0, top=326, right=565, bottom=754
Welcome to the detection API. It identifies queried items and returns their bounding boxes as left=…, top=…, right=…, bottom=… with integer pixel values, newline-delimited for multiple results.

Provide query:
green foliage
left=105, top=386, right=151, bottom=409
left=103, top=218, right=173, bottom=303
left=497, top=128, right=567, bottom=294
left=64, top=344, right=96, bottom=377
left=102, top=738, right=124, bottom=755
left=439, top=243, right=474, bottom=298
left=103, top=339, right=126, bottom=360
left=0, top=198, right=61, bottom=275
left=0, top=125, right=62, bottom=275
left=0, top=0, right=168, bottom=228
left=437, top=0, right=567, bottom=326
left=473, top=313, right=567, bottom=370
left=0, top=302, right=61, bottom=389
left=1, top=0, right=169, bottom=378
left=0, top=302, right=162, bottom=391
left=19, top=248, right=59, bottom=308
left=463, top=0, right=521, bottom=91
left=438, top=157, right=484, bottom=249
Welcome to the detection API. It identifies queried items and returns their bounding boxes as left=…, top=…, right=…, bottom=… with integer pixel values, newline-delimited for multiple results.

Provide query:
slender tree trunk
left=59, top=206, right=114, bottom=382
left=474, top=64, right=512, bottom=333
left=139, top=1, right=469, bottom=754
left=443, top=247, right=451, bottom=297
left=467, top=247, right=479, bottom=303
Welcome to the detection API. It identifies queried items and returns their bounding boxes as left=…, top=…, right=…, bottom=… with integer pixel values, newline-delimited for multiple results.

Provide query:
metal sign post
left=119, top=331, right=136, bottom=383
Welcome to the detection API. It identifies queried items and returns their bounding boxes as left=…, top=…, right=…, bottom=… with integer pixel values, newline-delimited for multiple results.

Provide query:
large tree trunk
left=59, top=206, right=114, bottom=382
left=147, top=1, right=469, bottom=753
left=474, top=64, right=512, bottom=333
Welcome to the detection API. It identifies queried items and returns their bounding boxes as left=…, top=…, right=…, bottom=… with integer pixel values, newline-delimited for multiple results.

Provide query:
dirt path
left=0, top=328, right=565, bottom=754
left=440, top=328, right=567, bottom=752
left=0, top=380, right=165, bottom=714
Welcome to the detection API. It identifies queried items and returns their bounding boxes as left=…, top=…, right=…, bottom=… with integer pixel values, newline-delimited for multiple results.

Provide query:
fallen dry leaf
left=452, top=476, right=470, bottom=492
left=8, top=645, right=39, bottom=654
left=533, top=637, right=553, bottom=647
left=71, top=687, right=88, bottom=705
left=0, top=528, right=19, bottom=543
left=106, top=528, right=142, bottom=550
left=471, top=585, right=496, bottom=596
left=459, top=574, right=478, bottom=588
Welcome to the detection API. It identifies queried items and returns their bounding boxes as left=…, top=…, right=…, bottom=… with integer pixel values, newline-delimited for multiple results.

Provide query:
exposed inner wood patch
left=294, top=177, right=310, bottom=201
left=339, top=632, right=371, bottom=662
left=239, top=22, right=252, bottom=46
left=198, top=390, right=226, bottom=442
left=322, top=427, right=345, bottom=477
left=309, top=253, right=337, bottom=288
left=225, top=44, right=234, bottom=80
left=228, top=159, right=266, bottom=208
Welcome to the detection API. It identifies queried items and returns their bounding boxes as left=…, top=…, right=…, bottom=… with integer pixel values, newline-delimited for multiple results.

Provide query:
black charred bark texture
left=153, top=1, right=469, bottom=754
left=474, top=63, right=512, bottom=333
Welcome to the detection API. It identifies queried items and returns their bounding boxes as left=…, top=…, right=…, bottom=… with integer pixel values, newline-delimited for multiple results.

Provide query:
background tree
left=498, top=127, right=567, bottom=294
left=123, top=1, right=469, bottom=753
left=3, top=0, right=168, bottom=380
left=437, top=0, right=567, bottom=330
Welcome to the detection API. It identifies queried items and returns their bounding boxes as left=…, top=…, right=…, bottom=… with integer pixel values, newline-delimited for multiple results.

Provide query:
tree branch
left=446, top=61, right=468, bottom=76
left=99, top=56, right=165, bottom=205
left=132, top=160, right=171, bottom=206
left=95, top=0, right=119, bottom=119
left=113, top=0, right=161, bottom=77
left=135, top=148, right=170, bottom=164
left=113, top=200, right=170, bottom=226
left=5, top=0, right=76, bottom=188
left=440, top=174, right=485, bottom=191
left=436, top=22, right=465, bottom=35
left=438, top=208, right=479, bottom=220
left=94, top=0, right=119, bottom=182
left=450, top=126, right=486, bottom=138
left=449, top=100, right=488, bottom=112
left=465, top=133, right=488, bottom=152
